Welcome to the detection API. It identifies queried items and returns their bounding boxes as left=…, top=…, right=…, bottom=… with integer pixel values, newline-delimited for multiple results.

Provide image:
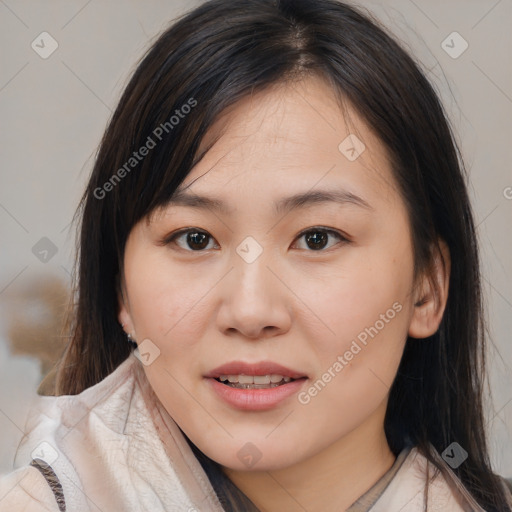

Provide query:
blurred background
left=0, top=0, right=511, bottom=477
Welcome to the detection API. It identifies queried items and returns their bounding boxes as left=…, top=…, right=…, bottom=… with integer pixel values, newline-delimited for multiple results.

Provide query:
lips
left=204, top=361, right=307, bottom=380
left=204, top=361, right=308, bottom=410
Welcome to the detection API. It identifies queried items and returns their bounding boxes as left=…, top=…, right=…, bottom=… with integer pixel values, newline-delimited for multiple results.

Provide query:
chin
left=197, top=436, right=309, bottom=472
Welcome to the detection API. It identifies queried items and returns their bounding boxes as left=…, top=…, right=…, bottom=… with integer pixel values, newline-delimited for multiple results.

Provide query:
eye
left=161, top=226, right=349, bottom=253
left=164, top=228, right=218, bottom=251
left=293, top=227, right=349, bottom=251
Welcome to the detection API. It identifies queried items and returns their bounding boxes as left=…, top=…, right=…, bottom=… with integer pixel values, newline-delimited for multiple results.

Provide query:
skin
left=118, top=75, right=450, bottom=512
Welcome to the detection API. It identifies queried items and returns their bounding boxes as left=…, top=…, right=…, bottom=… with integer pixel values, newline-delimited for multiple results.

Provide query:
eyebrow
left=165, top=187, right=373, bottom=216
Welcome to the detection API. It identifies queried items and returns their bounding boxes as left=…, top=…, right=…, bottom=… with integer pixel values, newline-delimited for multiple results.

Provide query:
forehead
left=163, top=76, right=399, bottom=215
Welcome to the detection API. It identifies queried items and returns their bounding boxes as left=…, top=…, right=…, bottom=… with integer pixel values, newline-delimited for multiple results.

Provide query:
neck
left=222, top=404, right=396, bottom=512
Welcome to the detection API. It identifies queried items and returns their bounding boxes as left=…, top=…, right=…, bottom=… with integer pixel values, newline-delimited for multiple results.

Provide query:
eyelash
left=160, top=226, right=350, bottom=253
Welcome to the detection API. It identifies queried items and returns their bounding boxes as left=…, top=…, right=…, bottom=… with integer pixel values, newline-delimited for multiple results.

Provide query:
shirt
left=0, top=352, right=500, bottom=511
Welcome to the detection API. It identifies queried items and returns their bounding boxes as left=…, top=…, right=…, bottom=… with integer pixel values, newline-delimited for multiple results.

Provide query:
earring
left=121, top=322, right=137, bottom=348
left=126, top=332, right=137, bottom=348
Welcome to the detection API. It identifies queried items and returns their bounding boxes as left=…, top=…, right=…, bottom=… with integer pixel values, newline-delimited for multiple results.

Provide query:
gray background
left=0, top=0, right=511, bottom=477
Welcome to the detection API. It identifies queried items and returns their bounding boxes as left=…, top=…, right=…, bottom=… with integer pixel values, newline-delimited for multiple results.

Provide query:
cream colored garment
left=0, top=353, right=492, bottom=511
left=0, top=353, right=224, bottom=511
left=355, top=448, right=487, bottom=511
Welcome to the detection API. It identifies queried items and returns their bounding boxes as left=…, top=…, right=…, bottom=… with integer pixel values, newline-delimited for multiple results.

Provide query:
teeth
left=218, top=374, right=293, bottom=384
left=253, top=375, right=271, bottom=384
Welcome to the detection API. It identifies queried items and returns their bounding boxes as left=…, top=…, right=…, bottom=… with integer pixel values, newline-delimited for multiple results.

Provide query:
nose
left=216, top=249, right=292, bottom=340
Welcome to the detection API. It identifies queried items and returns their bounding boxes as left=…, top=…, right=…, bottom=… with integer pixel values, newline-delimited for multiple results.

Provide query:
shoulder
left=12, top=354, right=140, bottom=469
left=5, top=354, right=221, bottom=511
left=18, top=354, right=138, bottom=456
left=6, top=355, right=140, bottom=510
left=370, top=446, right=487, bottom=511
left=0, top=465, right=61, bottom=512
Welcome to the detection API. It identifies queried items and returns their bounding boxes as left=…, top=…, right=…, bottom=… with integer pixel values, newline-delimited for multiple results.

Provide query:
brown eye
left=305, top=231, right=328, bottom=250
left=294, top=228, right=348, bottom=251
left=165, top=228, right=217, bottom=251
left=186, top=231, right=210, bottom=250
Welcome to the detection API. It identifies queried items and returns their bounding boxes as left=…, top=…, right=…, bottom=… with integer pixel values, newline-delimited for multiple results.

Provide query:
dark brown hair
left=53, top=0, right=511, bottom=509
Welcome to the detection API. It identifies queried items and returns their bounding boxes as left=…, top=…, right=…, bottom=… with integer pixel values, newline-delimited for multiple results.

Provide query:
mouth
left=204, top=360, right=308, bottom=410
left=205, top=360, right=307, bottom=383
left=214, top=374, right=304, bottom=389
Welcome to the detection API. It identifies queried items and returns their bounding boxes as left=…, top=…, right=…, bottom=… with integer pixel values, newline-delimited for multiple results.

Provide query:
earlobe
left=116, top=272, right=133, bottom=333
left=408, top=239, right=451, bottom=339
left=118, top=304, right=132, bottom=333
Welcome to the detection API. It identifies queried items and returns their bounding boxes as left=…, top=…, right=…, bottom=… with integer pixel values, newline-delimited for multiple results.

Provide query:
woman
left=1, top=0, right=511, bottom=510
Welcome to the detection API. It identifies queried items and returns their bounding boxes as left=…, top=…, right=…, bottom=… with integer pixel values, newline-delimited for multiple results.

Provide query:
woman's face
left=118, top=75, right=422, bottom=471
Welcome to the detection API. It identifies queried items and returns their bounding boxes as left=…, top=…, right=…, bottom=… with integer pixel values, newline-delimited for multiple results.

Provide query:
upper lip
left=204, top=361, right=307, bottom=380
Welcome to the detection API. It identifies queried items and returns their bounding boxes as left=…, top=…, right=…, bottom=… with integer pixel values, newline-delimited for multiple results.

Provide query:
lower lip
left=206, top=378, right=307, bottom=411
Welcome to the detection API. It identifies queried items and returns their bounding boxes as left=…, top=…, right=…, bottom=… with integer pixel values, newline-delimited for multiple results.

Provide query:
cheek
left=125, top=254, right=213, bottom=427
left=295, top=292, right=409, bottom=447
left=298, top=241, right=413, bottom=361
left=299, top=289, right=407, bottom=410
left=295, top=230, right=413, bottom=427
left=125, top=250, right=211, bottom=343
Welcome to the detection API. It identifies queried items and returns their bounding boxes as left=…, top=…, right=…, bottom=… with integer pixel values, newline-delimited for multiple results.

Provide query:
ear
left=408, top=239, right=451, bottom=339
left=116, top=272, right=134, bottom=335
